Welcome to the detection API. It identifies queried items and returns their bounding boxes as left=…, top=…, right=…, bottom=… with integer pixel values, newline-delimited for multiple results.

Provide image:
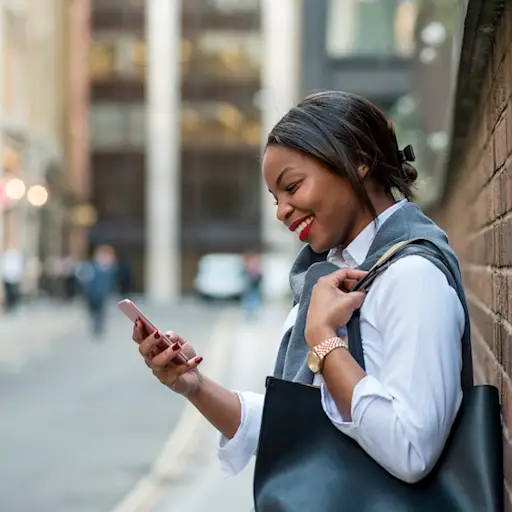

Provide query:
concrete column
left=260, top=0, right=301, bottom=299
left=145, top=0, right=181, bottom=302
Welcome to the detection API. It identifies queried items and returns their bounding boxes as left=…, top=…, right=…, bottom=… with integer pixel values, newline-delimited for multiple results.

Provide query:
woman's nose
left=276, top=201, right=293, bottom=223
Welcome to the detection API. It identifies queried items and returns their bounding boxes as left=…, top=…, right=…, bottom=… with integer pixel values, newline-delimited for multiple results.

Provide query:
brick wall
left=433, top=4, right=512, bottom=507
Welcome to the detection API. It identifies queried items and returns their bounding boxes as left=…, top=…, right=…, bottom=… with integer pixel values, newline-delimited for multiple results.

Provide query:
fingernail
left=194, top=356, right=203, bottom=364
left=154, top=331, right=161, bottom=339
left=172, top=342, right=180, bottom=351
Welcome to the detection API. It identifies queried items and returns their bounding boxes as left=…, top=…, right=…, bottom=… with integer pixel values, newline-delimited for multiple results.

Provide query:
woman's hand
left=305, top=268, right=368, bottom=348
left=132, top=321, right=204, bottom=397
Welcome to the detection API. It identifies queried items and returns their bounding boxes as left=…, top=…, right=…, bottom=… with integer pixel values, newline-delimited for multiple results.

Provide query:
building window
left=92, top=154, right=145, bottom=220
left=2, top=11, right=27, bottom=123
left=181, top=101, right=260, bottom=148
left=182, top=154, right=260, bottom=225
left=90, top=41, right=118, bottom=78
left=207, top=0, right=259, bottom=13
left=181, top=31, right=261, bottom=79
left=90, top=34, right=146, bottom=79
left=90, top=103, right=145, bottom=149
left=326, top=0, right=417, bottom=58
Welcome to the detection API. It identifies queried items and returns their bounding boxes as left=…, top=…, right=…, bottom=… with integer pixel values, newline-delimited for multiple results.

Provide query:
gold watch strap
left=313, top=336, right=348, bottom=360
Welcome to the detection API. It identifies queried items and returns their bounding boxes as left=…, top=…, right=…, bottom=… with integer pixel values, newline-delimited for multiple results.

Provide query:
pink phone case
left=117, top=299, right=188, bottom=364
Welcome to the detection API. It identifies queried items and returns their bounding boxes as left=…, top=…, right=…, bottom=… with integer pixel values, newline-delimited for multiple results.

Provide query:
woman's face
left=263, top=144, right=364, bottom=253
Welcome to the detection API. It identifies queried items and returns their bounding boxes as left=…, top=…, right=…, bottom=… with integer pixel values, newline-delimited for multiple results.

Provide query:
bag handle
left=347, top=237, right=473, bottom=391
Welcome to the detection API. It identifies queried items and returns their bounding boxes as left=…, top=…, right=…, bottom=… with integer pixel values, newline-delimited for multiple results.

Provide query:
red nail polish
left=154, top=331, right=160, bottom=339
left=194, top=356, right=203, bottom=364
left=172, top=342, right=180, bottom=351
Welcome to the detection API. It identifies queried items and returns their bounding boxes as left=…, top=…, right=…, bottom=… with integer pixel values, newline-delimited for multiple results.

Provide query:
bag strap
left=347, top=237, right=473, bottom=391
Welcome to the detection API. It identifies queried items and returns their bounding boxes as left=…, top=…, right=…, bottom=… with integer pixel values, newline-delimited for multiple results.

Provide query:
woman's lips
left=299, top=219, right=314, bottom=242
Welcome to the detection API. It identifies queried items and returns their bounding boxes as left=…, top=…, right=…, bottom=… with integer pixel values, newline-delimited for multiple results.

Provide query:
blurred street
left=0, top=297, right=240, bottom=512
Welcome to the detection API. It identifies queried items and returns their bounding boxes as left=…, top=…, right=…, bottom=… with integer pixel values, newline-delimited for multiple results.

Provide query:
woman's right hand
left=132, top=320, right=204, bottom=397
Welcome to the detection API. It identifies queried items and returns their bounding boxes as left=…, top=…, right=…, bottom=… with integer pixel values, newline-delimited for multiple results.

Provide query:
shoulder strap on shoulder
left=351, top=237, right=453, bottom=292
left=347, top=237, right=473, bottom=391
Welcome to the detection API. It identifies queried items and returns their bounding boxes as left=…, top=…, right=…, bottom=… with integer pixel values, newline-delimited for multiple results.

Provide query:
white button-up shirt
left=218, top=200, right=464, bottom=483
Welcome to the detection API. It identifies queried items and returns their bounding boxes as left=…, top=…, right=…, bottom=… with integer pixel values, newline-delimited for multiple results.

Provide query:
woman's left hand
left=305, top=268, right=368, bottom=348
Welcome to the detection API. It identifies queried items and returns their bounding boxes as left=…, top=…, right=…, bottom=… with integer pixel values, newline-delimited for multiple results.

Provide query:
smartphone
left=117, top=299, right=188, bottom=365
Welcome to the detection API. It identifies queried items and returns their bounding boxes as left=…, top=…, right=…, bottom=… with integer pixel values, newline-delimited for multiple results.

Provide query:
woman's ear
left=357, top=164, right=369, bottom=180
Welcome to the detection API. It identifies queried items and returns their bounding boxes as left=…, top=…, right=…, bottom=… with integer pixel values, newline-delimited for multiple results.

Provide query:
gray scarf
left=273, top=202, right=471, bottom=384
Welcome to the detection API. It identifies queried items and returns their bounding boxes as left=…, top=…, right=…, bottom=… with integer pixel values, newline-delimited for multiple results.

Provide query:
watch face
left=307, top=351, right=321, bottom=374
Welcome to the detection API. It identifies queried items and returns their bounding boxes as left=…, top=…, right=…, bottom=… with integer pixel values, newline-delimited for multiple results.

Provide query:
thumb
left=347, top=290, right=366, bottom=310
left=165, top=331, right=185, bottom=345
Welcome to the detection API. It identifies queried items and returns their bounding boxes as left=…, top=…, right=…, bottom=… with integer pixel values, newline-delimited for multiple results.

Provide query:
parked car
left=194, top=253, right=246, bottom=300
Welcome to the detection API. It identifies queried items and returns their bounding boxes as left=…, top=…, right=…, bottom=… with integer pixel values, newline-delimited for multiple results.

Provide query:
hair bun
left=401, top=162, right=418, bottom=184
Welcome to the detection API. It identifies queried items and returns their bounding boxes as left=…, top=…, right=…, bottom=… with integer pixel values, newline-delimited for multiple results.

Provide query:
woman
left=133, top=91, right=466, bottom=486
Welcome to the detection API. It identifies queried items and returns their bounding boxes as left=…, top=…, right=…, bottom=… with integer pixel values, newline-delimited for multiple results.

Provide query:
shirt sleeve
left=320, top=255, right=464, bottom=483
left=217, top=391, right=264, bottom=478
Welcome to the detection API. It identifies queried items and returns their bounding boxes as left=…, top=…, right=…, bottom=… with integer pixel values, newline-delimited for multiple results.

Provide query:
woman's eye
left=286, top=182, right=299, bottom=193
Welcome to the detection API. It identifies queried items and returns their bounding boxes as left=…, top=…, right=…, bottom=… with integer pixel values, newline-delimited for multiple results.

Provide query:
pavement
left=0, top=296, right=226, bottom=512
left=0, top=298, right=86, bottom=370
left=0, top=296, right=289, bottom=512
left=147, top=303, right=289, bottom=512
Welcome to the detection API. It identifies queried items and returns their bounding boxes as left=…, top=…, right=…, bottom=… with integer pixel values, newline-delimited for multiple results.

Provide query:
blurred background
left=0, top=0, right=462, bottom=306
left=1, top=1, right=510, bottom=511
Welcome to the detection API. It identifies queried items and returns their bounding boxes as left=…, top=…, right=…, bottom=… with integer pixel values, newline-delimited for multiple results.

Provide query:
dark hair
left=266, top=91, right=418, bottom=218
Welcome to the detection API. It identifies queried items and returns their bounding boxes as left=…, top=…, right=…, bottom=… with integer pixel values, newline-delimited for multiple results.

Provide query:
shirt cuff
left=320, top=375, right=384, bottom=432
left=217, top=391, right=264, bottom=478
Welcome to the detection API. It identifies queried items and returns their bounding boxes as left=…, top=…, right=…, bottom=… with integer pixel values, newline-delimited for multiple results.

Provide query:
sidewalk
left=149, top=301, right=290, bottom=512
left=0, top=298, right=86, bottom=368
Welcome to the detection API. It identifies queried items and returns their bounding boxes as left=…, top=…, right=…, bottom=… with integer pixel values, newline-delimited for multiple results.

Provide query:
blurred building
left=179, top=0, right=262, bottom=292
left=301, top=0, right=416, bottom=109
left=0, top=0, right=84, bottom=304
left=88, top=0, right=265, bottom=295
left=88, top=0, right=146, bottom=289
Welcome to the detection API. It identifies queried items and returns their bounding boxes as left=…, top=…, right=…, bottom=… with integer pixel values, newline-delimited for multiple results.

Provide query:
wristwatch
left=307, top=336, right=349, bottom=375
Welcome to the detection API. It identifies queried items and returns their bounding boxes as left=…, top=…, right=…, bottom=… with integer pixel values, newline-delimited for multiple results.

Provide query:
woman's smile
left=288, top=215, right=315, bottom=241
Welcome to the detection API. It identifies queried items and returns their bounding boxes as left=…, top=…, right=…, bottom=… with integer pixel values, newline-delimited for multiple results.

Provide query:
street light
left=5, top=178, right=26, bottom=200
left=27, top=185, right=49, bottom=207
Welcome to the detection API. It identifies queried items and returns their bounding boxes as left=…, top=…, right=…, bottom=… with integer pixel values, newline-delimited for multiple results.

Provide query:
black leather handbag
left=253, top=239, right=503, bottom=512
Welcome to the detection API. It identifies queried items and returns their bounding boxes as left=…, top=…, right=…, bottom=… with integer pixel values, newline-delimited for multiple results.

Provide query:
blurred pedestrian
left=2, top=247, right=23, bottom=312
left=242, top=251, right=262, bottom=319
left=78, top=245, right=117, bottom=338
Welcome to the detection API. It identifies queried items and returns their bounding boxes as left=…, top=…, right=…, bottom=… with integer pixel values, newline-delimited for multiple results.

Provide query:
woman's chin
left=309, top=239, right=331, bottom=254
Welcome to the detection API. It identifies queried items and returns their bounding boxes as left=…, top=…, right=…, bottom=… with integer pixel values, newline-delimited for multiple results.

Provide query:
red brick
left=499, top=172, right=509, bottom=216
left=470, top=298, right=495, bottom=346
left=496, top=113, right=509, bottom=170
left=509, top=274, right=512, bottom=323
left=504, top=218, right=512, bottom=266
left=493, top=61, right=510, bottom=124
left=502, top=324, right=512, bottom=376
left=494, top=272, right=510, bottom=318
left=501, top=324, right=512, bottom=376
left=507, top=104, right=512, bottom=154
left=483, top=140, right=495, bottom=185
left=494, top=18, right=509, bottom=77
left=507, top=169, right=512, bottom=212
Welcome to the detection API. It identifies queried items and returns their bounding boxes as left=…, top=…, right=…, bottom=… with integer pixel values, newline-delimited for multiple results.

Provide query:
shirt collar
left=328, top=199, right=407, bottom=267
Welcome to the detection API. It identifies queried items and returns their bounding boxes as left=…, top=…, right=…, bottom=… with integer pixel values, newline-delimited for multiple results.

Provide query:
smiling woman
left=131, top=90, right=501, bottom=511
